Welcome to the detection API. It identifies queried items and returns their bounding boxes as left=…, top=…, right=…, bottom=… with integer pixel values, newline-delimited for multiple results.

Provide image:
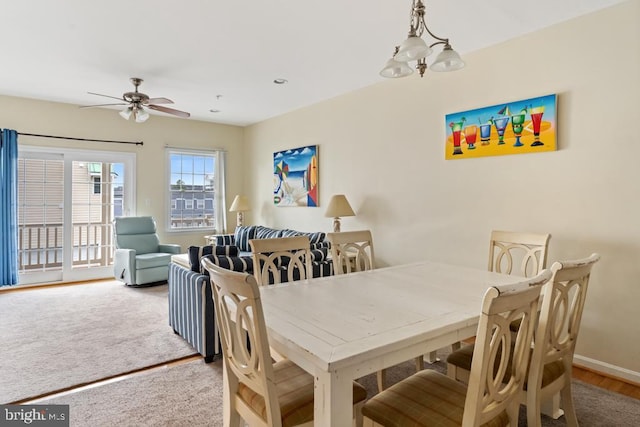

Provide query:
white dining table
left=259, top=260, right=526, bottom=427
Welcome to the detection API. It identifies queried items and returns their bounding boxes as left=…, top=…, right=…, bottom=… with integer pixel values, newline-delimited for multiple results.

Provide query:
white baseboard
left=573, top=354, right=640, bottom=385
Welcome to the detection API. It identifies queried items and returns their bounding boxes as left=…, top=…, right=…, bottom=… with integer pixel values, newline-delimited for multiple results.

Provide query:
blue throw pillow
left=283, top=229, right=325, bottom=245
left=254, top=226, right=283, bottom=240
left=234, top=226, right=256, bottom=252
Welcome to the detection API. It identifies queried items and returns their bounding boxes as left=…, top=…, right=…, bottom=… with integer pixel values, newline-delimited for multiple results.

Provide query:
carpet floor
left=39, top=357, right=640, bottom=426
left=0, top=281, right=197, bottom=404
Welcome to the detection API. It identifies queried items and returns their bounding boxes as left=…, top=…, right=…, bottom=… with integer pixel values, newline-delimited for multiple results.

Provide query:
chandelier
left=380, top=0, right=464, bottom=78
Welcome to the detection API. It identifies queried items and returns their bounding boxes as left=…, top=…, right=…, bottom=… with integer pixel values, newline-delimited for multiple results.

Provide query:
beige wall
left=0, top=95, right=245, bottom=250
left=244, top=2, right=640, bottom=377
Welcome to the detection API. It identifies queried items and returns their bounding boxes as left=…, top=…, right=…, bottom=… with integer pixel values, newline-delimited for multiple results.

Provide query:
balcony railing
left=19, top=223, right=114, bottom=272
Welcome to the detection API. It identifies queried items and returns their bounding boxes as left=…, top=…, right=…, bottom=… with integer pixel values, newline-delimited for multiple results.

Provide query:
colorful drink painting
left=273, top=145, right=319, bottom=207
left=444, top=94, right=557, bottom=159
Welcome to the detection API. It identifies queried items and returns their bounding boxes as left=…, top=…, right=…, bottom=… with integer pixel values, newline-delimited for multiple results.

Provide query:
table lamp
left=325, top=194, right=355, bottom=232
left=229, top=195, right=250, bottom=227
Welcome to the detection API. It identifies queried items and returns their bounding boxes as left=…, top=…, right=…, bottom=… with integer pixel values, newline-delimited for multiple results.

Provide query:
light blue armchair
left=113, top=216, right=181, bottom=286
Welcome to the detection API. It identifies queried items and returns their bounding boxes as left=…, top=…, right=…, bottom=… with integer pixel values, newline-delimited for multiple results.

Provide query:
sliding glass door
left=17, top=147, right=136, bottom=285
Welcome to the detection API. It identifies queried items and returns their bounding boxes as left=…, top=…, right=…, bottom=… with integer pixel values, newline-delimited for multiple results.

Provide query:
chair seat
left=361, top=369, right=509, bottom=427
left=238, top=359, right=367, bottom=427
left=447, top=344, right=566, bottom=389
left=136, top=252, right=173, bottom=269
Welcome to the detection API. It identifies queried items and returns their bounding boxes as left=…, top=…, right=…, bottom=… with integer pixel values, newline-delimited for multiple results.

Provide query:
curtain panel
left=0, top=128, right=19, bottom=286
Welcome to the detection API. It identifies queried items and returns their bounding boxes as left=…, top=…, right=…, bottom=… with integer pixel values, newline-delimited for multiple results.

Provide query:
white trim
left=573, top=354, right=640, bottom=384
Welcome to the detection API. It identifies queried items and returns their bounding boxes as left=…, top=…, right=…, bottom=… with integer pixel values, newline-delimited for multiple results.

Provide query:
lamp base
left=237, top=211, right=244, bottom=227
left=332, top=217, right=341, bottom=233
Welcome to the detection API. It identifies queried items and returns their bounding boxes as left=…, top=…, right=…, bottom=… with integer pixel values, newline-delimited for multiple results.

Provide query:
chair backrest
left=249, top=236, right=312, bottom=286
left=528, top=253, right=600, bottom=392
left=113, top=216, right=160, bottom=255
left=327, top=230, right=375, bottom=275
left=463, top=269, right=551, bottom=426
left=201, top=258, right=282, bottom=426
left=488, top=230, right=551, bottom=277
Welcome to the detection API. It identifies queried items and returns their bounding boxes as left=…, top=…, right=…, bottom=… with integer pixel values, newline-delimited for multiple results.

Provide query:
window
left=166, top=148, right=226, bottom=232
left=92, top=176, right=101, bottom=194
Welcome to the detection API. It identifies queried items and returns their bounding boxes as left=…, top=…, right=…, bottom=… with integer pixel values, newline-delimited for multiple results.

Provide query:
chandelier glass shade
left=381, top=0, right=464, bottom=78
left=120, top=105, right=149, bottom=123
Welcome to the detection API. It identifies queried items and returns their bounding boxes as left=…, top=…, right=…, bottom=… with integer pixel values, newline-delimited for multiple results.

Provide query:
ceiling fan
left=81, top=77, right=190, bottom=123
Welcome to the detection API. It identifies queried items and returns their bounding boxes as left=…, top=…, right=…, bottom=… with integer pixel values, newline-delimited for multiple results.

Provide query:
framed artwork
left=445, top=94, right=557, bottom=159
left=273, top=145, right=318, bottom=207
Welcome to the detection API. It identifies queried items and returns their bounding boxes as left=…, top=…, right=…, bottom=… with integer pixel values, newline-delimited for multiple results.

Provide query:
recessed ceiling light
left=209, top=109, right=220, bottom=113
left=273, top=78, right=288, bottom=85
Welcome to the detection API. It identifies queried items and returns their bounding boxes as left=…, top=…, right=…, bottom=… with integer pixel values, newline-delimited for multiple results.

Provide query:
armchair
left=113, top=216, right=181, bottom=286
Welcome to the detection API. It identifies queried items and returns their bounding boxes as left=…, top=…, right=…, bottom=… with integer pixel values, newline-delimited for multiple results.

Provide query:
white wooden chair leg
left=376, top=368, right=387, bottom=393
left=560, top=384, right=578, bottom=427
left=541, top=392, right=564, bottom=419
left=414, top=356, right=423, bottom=372
left=425, top=350, right=439, bottom=363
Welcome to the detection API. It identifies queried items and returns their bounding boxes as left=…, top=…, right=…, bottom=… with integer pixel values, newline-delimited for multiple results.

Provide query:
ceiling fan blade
left=148, top=104, right=190, bottom=118
left=80, top=103, right=128, bottom=109
left=146, top=97, right=173, bottom=105
left=87, top=92, right=125, bottom=102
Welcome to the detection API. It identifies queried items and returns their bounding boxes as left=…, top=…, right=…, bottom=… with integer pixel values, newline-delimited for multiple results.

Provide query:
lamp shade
left=430, top=45, right=465, bottom=72
left=135, top=107, right=150, bottom=123
left=324, top=195, right=355, bottom=218
left=380, top=57, right=414, bottom=78
left=395, top=36, right=432, bottom=62
left=119, top=107, right=133, bottom=120
left=229, top=195, right=250, bottom=212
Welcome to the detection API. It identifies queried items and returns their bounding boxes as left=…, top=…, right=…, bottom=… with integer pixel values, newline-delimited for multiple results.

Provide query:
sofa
left=167, top=225, right=334, bottom=362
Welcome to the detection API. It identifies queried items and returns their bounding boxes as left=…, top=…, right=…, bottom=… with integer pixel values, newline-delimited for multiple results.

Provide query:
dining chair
left=361, top=270, right=550, bottom=427
left=201, top=258, right=368, bottom=427
left=327, top=230, right=375, bottom=274
left=427, top=230, right=552, bottom=365
left=446, top=253, right=599, bottom=427
left=488, top=230, right=551, bottom=277
left=327, top=230, right=422, bottom=393
left=249, top=236, right=312, bottom=286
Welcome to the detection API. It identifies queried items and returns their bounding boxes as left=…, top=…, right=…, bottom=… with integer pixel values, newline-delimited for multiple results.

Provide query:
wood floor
left=573, top=365, right=640, bottom=400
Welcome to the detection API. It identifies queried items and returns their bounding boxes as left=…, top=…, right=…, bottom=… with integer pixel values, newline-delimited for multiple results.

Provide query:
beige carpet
left=0, top=281, right=197, bottom=404
left=39, top=358, right=640, bottom=427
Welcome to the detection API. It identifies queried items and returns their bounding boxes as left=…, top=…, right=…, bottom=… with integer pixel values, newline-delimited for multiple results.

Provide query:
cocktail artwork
left=511, top=109, right=527, bottom=147
left=449, top=119, right=465, bottom=155
left=492, top=116, right=510, bottom=145
left=464, top=125, right=478, bottom=150
left=445, top=94, right=556, bottom=160
left=479, top=123, right=492, bottom=145
left=530, top=106, right=545, bottom=146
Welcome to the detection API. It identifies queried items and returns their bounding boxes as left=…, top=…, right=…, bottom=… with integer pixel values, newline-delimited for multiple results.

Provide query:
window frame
left=165, top=147, right=226, bottom=233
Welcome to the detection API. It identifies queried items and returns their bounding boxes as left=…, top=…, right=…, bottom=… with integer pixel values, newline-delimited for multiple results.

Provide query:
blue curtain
left=0, top=128, right=19, bottom=286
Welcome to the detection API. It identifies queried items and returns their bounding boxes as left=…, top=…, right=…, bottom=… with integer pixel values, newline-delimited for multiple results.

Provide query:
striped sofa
left=167, top=226, right=333, bottom=362
left=168, top=256, right=220, bottom=362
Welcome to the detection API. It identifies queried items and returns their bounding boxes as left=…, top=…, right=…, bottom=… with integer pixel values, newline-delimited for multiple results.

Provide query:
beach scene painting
left=445, top=94, right=557, bottom=159
left=273, top=145, right=319, bottom=207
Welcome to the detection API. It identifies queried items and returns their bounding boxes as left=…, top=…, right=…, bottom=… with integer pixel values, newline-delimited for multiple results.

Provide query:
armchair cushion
left=136, top=253, right=174, bottom=270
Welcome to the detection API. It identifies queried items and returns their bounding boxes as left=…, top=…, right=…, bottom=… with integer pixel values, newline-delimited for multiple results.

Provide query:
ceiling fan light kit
left=381, top=0, right=464, bottom=78
left=82, top=77, right=191, bottom=123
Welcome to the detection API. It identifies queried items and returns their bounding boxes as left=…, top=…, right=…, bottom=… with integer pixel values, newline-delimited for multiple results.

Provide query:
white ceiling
left=1, top=0, right=624, bottom=126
